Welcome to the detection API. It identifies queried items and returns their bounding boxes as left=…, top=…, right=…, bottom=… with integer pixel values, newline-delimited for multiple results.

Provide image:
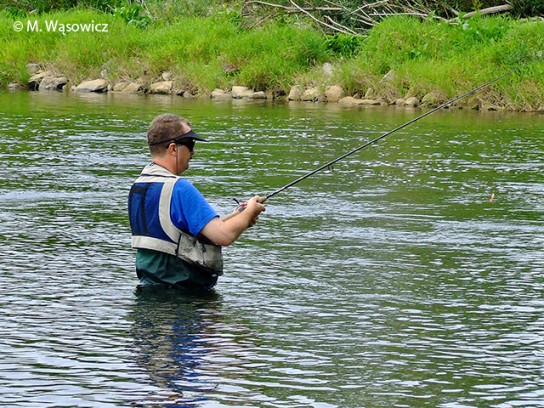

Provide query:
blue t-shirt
left=135, top=178, right=219, bottom=290
left=169, top=178, right=218, bottom=237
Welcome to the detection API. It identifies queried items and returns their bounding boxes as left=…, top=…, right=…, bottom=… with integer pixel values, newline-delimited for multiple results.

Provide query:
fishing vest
left=128, top=163, right=223, bottom=275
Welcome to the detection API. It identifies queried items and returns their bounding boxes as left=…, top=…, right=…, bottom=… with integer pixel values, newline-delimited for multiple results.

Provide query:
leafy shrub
left=510, top=0, right=544, bottom=17
left=324, top=34, right=362, bottom=58
left=111, top=4, right=151, bottom=28
left=0, top=0, right=123, bottom=13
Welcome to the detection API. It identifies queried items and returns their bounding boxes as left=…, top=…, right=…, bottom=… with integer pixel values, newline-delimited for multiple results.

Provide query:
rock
left=322, top=62, right=334, bottom=76
left=395, top=98, right=406, bottom=106
left=181, top=91, right=196, bottom=98
left=359, top=98, right=380, bottom=105
left=125, top=82, right=144, bottom=93
left=124, top=82, right=144, bottom=93
left=28, top=71, right=52, bottom=91
left=231, top=87, right=267, bottom=99
left=39, top=76, right=68, bottom=91
left=112, top=81, right=143, bottom=93
left=252, top=91, right=267, bottom=99
left=338, top=96, right=380, bottom=106
left=421, top=90, right=446, bottom=107
left=365, top=88, right=375, bottom=98
left=162, top=72, right=172, bottom=81
left=405, top=97, right=419, bottom=107
left=288, top=86, right=304, bottom=101
left=149, top=81, right=173, bottom=94
left=8, top=83, right=25, bottom=91
left=112, top=81, right=129, bottom=92
left=339, top=96, right=359, bottom=106
left=325, top=85, right=345, bottom=102
left=232, top=86, right=254, bottom=99
left=26, top=63, right=41, bottom=75
left=211, top=89, right=231, bottom=99
left=301, top=87, right=321, bottom=102
left=75, top=79, right=108, bottom=93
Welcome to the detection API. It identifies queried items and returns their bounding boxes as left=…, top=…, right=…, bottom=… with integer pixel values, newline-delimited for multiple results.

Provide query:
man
left=128, top=113, right=266, bottom=290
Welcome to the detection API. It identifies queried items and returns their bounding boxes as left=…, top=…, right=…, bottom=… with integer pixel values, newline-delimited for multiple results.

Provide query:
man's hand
left=245, top=196, right=266, bottom=227
left=202, top=195, right=266, bottom=246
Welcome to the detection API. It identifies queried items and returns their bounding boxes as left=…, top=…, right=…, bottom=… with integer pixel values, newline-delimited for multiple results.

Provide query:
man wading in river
left=128, top=113, right=266, bottom=290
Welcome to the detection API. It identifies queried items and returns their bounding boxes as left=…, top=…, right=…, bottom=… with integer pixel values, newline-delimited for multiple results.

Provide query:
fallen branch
left=243, top=0, right=515, bottom=35
left=462, top=4, right=512, bottom=19
left=289, top=0, right=352, bottom=34
left=246, top=1, right=342, bottom=13
left=324, top=15, right=358, bottom=35
left=352, top=0, right=391, bottom=15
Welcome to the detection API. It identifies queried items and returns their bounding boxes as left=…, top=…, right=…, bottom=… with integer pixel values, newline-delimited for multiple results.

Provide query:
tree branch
left=289, top=0, right=351, bottom=34
left=462, top=4, right=512, bottom=19
left=243, top=0, right=514, bottom=35
left=324, top=15, right=358, bottom=35
left=246, top=1, right=342, bottom=12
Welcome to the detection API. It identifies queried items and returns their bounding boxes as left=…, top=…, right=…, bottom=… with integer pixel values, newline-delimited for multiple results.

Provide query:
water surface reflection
left=130, top=289, right=224, bottom=406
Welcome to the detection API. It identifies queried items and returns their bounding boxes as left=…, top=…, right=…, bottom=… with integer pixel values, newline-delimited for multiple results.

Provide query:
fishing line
left=259, top=56, right=541, bottom=203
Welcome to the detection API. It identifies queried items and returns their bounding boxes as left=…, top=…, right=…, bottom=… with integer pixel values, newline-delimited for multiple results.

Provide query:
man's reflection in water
left=129, top=286, right=223, bottom=405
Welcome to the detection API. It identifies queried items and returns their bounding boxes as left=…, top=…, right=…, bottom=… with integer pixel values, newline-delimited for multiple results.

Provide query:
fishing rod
left=229, top=57, right=540, bottom=214
left=263, top=65, right=527, bottom=202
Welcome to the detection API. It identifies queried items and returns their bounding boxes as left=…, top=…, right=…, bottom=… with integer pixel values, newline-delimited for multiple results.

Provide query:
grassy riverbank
left=1, top=8, right=544, bottom=110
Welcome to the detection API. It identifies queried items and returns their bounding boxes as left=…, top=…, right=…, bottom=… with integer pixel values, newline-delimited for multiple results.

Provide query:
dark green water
left=1, top=91, right=543, bottom=407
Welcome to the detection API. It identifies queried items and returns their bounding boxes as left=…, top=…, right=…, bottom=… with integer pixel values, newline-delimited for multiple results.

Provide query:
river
left=0, top=91, right=543, bottom=407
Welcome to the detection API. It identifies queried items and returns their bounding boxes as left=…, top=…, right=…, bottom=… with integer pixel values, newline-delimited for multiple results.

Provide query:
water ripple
left=1, top=95, right=543, bottom=407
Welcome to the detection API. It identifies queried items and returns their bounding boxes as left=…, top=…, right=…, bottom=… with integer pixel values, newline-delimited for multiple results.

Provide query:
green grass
left=0, top=9, right=329, bottom=92
left=1, top=9, right=544, bottom=110
left=325, top=16, right=544, bottom=110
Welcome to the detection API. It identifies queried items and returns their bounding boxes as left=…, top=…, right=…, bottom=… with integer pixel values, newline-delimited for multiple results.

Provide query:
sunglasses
left=175, top=138, right=195, bottom=151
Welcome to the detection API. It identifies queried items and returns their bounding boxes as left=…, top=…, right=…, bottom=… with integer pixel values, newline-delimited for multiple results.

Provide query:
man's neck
left=151, top=157, right=176, bottom=175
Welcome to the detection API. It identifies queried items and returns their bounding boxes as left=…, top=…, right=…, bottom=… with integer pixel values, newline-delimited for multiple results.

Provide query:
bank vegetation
left=1, top=1, right=544, bottom=111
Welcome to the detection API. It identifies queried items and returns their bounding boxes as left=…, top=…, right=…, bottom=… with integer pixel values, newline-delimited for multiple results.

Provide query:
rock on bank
left=9, top=63, right=526, bottom=112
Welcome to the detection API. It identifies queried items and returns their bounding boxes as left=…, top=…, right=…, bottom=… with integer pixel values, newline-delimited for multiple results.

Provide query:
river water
left=0, top=91, right=542, bottom=407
